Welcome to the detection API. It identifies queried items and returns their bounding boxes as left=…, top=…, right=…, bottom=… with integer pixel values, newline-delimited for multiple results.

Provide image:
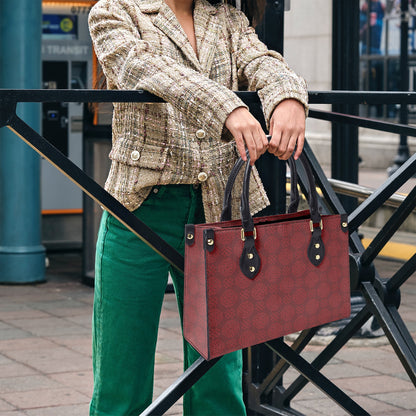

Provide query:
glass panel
left=71, top=61, right=87, bottom=90
left=360, top=0, right=387, bottom=55
left=387, top=58, right=400, bottom=118
left=410, top=13, right=416, bottom=53
left=368, top=59, right=385, bottom=117
left=359, top=1, right=404, bottom=119
left=385, top=1, right=401, bottom=55
left=407, top=61, right=416, bottom=119
left=359, top=59, right=370, bottom=117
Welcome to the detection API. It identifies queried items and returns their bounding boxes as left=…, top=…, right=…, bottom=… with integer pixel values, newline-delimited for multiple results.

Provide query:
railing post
left=0, top=0, right=45, bottom=283
left=388, top=0, right=411, bottom=176
left=253, top=0, right=287, bottom=216
left=331, top=0, right=360, bottom=214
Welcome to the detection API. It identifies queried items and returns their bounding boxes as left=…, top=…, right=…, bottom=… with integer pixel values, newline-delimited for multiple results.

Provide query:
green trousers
left=90, top=184, right=247, bottom=416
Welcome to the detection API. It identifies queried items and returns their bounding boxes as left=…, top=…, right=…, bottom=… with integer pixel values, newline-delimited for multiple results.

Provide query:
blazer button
left=195, top=129, right=206, bottom=139
left=197, top=172, right=208, bottom=182
left=131, top=150, right=140, bottom=161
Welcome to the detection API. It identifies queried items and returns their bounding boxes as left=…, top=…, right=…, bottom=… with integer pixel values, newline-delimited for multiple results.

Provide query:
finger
left=274, top=130, right=291, bottom=158
left=255, top=128, right=268, bottom=157
left=234, top=134, right=247, bottom=161
left=279, top=135, right=296, bottom=160
left=260, top=129, right=269, bottom=152
left=294, top=133, right=305, bottom=160
left=244, top=132, right=258, bottom=166
left=267, top=128, right=282, bottom=154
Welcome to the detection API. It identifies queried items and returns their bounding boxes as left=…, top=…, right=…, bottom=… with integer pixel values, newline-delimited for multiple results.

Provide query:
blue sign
left=42, top=15, right=78, bottom=40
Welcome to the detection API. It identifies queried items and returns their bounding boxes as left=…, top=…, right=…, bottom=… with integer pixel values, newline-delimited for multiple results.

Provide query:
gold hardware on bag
left=247, top=253, right=254, bottom=259
left=309, top=220, right=323, bottom=232
left=241, top=227, right=257, bottom=241
left=207, top=239, right=214, bottom=246
left=315, top=254, right=321, bottom=261
left=187, top=233, right=194, bottom=240
left=342, top=222, right=348, bottom=228
left=249, top=266, right=256, bottom=272
left=315, top=243, right=320, bottom=249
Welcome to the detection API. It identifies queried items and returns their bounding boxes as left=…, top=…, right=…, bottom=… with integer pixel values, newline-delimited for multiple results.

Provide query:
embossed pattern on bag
left=184, top=154, right=351, bottom=360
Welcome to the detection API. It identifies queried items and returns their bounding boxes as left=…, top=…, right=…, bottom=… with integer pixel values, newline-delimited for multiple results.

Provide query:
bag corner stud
left=340, top=213, right=348, bottom=233
left=203, top=228, right=215, bottom=252
left=185, top=224, right=195, bottom=246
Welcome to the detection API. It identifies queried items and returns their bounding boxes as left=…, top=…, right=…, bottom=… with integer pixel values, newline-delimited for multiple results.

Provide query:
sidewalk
left=0, top=251, right=415, bottom=416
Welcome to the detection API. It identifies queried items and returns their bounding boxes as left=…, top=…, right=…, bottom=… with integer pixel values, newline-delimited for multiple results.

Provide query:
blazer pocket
left=109, top=139, right=169, bottom=171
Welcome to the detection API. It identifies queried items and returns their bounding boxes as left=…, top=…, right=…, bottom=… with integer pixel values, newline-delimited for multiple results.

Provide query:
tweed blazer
left=88, top=0, right=308, bottom=222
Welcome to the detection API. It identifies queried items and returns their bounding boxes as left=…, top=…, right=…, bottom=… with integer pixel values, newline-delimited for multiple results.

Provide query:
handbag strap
left=298, top=152, right=321, bottom=225
left=219, top=151, right=325, bottom=279
left=238, top=152, right=325, bottom=279
left=221, top=153, right=301, bottom=221
left=287, top=156, right=300, bottom=213
left=220, top=155, right=246, bottom=221
left=241, top=153, right=321, bottom=232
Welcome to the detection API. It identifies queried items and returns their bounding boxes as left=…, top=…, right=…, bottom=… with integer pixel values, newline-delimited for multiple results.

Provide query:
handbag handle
left=287, top=156, right=300, bottom=213
left=221, top=153, right=306, bottom=222
left=220, top=156, right=247, bottom=221
left=221, top=152, right=301, bottom=222
left=220, top=151, right=325, bottom=279
left=240, top=152, right=322, bottom=236
left=221, top=135, right=299, bottom=221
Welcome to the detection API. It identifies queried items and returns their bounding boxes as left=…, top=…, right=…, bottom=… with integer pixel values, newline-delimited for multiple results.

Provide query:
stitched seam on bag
left=204, top=247, right=210, bottom=359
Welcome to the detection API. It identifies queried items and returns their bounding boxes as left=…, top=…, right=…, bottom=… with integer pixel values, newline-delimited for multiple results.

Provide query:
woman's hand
left=225, top=107, right=269, bottom=166
left=268, top=99, right=306, bottom=160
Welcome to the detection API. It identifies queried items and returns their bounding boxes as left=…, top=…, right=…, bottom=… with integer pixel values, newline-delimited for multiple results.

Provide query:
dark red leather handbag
left=183, top=153, right=351, bottom=360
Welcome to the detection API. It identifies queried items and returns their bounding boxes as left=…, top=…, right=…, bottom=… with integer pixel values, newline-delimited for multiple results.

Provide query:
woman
left=88, top=0, right=308, bottom=414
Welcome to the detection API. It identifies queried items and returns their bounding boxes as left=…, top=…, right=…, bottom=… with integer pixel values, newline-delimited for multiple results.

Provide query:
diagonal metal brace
left=2, top=113, right=221, bottom=415
left=0, top=99, right=17, bottom=128
left=140, top=357, right=221, bottom=415
left=5, top=114, right=185, bottom=272
left=360, top=185, right=416, bottom=267
left=265, top=339, right=370, bottom=416
left=362, top=282, right=416, bottom=385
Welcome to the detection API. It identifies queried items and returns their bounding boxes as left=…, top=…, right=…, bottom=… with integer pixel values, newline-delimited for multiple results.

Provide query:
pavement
left=0, top=168, right=415, bottom=416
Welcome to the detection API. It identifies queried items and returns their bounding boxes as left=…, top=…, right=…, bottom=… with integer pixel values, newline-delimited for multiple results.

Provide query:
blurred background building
left=1, top=0, right=415, bottom=279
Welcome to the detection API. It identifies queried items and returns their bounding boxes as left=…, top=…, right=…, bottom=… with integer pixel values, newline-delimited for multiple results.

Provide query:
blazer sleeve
left=227, top=7, right=309, bottom=128
left=88, top=0, right=246, bottom=140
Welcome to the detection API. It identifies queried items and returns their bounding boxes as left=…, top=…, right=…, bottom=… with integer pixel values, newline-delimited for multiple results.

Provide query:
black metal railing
left=0, top=89, right=415, bottom=416
left=244, top=92, right=416, bottom=416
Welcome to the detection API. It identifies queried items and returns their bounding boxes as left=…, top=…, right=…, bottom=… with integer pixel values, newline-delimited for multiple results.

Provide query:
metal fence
left=0, top=89, right=415, bottom=415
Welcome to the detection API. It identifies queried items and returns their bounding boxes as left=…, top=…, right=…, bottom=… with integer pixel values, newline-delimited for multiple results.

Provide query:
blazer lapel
left=140, top=0, right=202, bottom=71
left=193, top=0, right=220, bottom=75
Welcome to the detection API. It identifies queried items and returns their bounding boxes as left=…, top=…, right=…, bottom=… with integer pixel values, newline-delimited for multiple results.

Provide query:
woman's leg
left=90, top=184, right=246, bottom=415
left=171, top=265, right=247, bottom=416
left=90, top=185, right=193, bottom=416
left=90, top=208, right=170, bottom=416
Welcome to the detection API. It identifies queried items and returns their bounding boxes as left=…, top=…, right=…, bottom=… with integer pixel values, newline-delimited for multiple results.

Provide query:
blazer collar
left=138, top=0, right=220, bottom=74
left=138, top=0, right=163, bottom=14
left=194, top=0, right=221, bottom=74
